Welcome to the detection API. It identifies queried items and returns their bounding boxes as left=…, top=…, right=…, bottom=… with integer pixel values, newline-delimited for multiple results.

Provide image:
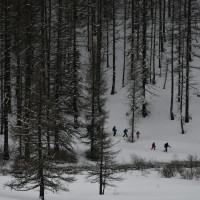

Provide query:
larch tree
left=87, top=128, right=122, bottom=195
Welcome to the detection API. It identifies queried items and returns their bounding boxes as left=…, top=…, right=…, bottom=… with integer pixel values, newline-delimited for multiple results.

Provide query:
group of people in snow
left=113, top=126, right=141, bottom=138
left=151, top=142, right=171, bottom=152
left=112, top=126, right=171, bottom=152
left=112, top=126, right=140, bottom=139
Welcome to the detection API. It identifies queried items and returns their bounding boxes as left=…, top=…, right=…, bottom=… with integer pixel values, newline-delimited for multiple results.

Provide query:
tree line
left=0, top=0, right=200, bottom=199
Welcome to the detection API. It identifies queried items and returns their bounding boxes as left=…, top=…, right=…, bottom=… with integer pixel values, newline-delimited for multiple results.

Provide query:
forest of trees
left=0, top=0, right=200, bottom=199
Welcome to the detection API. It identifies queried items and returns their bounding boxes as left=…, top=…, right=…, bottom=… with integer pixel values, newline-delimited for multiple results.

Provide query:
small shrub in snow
left=180, top=169, right=194, bottom=180
left=131, top=154, right=146, bottom=171
left=194, top=167, right=200, bottom=179
left=159, top=163, right=177, bottom=178
left=179, top=155, right=200, bottom=180
left=159, top=160, right=184, bottom=178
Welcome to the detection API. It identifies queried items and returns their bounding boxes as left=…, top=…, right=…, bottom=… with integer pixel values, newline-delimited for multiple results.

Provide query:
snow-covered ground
left=104, top=29, right=200, bottom=163
left=106, top=73, right=200, bottom=163
left=0, top=170, right=200, bottom=200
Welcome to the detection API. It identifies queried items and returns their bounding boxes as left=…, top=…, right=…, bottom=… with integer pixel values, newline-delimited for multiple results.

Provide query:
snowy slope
left=104, top=40, right=200, bottom=163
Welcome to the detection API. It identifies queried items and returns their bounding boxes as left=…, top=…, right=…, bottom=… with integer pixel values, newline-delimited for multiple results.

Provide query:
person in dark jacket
left=112, top=126, right=117, bottom=136
left=136, top=131, right=141, bottom=139
left=123, top=128, right=128, bottom=137
left=151, top=142, right=156, bottom=150
left=164, top=142, right=171, bottom=152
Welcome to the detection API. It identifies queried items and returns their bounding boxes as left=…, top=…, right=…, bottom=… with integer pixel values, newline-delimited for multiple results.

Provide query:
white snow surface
left=0, top=170, right=200, bottom=200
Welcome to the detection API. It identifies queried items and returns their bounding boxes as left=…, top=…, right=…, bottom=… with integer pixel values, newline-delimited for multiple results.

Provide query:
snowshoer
left=123, top=129, right=128, bottom=137
left=151, top=142, right=156, bottom=150
left=136, top=131, right=140, bottom=139
left=164, top=142, right=171, bottom=152
left=112, top=126, right=117, bottom=136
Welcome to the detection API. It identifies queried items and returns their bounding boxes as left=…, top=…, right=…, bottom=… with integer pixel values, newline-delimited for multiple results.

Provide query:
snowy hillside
left=105, top=33, right=200, bottom=163
left=106, top=74, right=200, bottom=163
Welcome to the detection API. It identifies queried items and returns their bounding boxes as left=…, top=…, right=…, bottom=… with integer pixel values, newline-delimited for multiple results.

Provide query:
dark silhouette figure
left=164, top=143, right=171, bottom=152
left=123, top=129, right=128, bottom=137
left=112, top=126, right=117, bottom=136
left=87, top=125, right=92, bottom=134
left=151, top=142, right=156, bottom=150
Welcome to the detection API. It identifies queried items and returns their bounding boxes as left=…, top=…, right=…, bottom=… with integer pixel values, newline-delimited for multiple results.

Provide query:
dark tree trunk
left=90, top=45, right=96, bottom=159
left=170, top=0, right=174, bottom=120
left=168, top=0, right=171, bottom=18
left=180, top=35, right=185, bottom=134
left=111, top=0, right=116, bottom=95
left=15, top=0, right=23, bottom=156
left=99, top=128, right=103, bottom=195
left=54, top=0, right=63, bottom=154
left=106, top=19, right=109, bottom=68
left=87, top=0, right=90, bottom=51
left=130, top=0, right=135, bottom=78
left=185, top=0, right=191, bottom=123
left=73, top=0, right=78, bottom=126
left=122, top=0, right=127, bottom=87
left=142, top=0, right=147, bottom=117
left=24, top=1, right=33, bottom=160
left=152, top=1, right=157, bottom=85
left=3, top=0, right=11, bottom=160
left=46, top=0, right=52, bottom=155
left=97, top=0, right=102, bottom=113
left=163, top=0, right=166, bottom=42
left=0, top=58, right=3, bottom=135
left=136, top=0, right=140, bottom=59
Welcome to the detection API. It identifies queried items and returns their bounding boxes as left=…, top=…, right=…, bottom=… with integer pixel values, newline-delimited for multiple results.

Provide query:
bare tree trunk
left=16, top=1, right=23, bottom=155
left=163, top=0, right=166, bottom=42
left=87, top=0, right=90, bottom=51
left=142, top=0, right=147, bottom=117
left=180, top=37, right=185, bottom=134
left=163, top=59, right=168, bottom=89
left=170, top=0, right=174, bottom=120
left=122, top=0, right=127, bottom=87
left=130, top=0, right=135, bottom=78
left=185, top=0, right=191, bottom=123
left=152, top=1, right=157, bottom=85
left=168, top=0, right=171, bottom=18
left=0, top=58, right=3, bottom=135
left=46, top=0, right=51, bottom=155
left=54, top=0, right=62, bottom=153
left=136, top=0, right=140, bottom=59
left=73, top=0, right=78, bottom=126
left=149, top=0, right=154, bottom=83
left=106, top=19, right=109, bottom=68
left=111, top=0, right=116, bottom=95
left=99, top=127, right=103, bottom=195
left=3, top=0, right=11, bottom=160
left=158, top=0, right=163, bottom=74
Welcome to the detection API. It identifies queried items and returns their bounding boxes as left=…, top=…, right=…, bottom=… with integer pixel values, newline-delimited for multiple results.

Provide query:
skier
left=136, top=131, right=140, bottom=139
left=112, top=126, right=117, bottom=136
left=123, top=128, right=128, bottom=137
left=151, top=142, right=156, bottom=150
left=164, top=142, right=171, bottom=152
